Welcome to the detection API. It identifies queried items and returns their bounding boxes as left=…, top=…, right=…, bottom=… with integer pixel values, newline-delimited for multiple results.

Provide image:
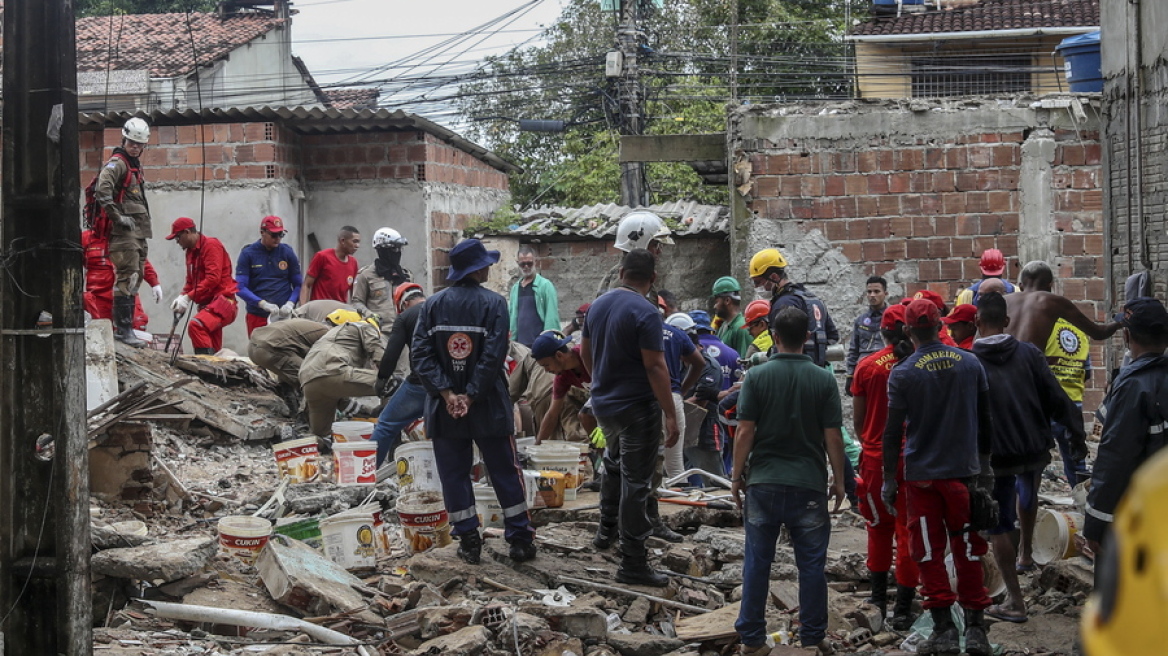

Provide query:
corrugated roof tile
left=851, top=0, right=1098, bottom=37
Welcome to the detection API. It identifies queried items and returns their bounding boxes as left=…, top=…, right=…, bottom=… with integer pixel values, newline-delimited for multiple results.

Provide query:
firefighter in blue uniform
left=411, top=239, right=537, bottom=564
left=748, top=248, right=839, bottom=367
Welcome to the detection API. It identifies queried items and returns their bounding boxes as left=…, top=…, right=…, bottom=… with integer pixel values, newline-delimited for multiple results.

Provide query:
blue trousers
left=1051, top=402, right=1089, bottom=486
left=431, top=431, right=534, bottom=544
left=371, top=380, right=426, bottom=467
left=737, top=483, right=831, bottom=648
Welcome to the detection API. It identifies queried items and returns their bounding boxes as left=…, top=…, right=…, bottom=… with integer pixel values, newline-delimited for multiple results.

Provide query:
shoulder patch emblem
left=278, top=260, right=288, bottom=270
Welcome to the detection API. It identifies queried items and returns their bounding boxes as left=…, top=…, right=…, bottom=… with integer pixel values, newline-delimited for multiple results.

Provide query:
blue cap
left=688, top=310, right=713, bottom=332
left=447, top=239, right=500, bottom=282
left=1115, top=297, right=1168, bottom=333
left=531, top=330, right=573, bottom=360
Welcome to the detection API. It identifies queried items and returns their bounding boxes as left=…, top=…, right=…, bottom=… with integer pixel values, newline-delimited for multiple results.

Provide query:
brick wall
left=734, top=99, right=1108, bottom=411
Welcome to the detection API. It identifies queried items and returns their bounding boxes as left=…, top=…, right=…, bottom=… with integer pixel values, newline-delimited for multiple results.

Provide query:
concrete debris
left=91, top=537, right=216, bottom=582
left=411, top=624, right=492, bottom=656
left=605, top=632, right=685, bottom=656
left=256, top=535, right=379, bottom=622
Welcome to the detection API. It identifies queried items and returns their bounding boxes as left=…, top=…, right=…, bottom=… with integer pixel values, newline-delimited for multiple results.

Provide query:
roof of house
left=76, top=11, right=286, bottom=77
left=850, top=0, right=1098, bottom=38
left=480, top=201, right=728, bottom=240
left=324, top=88, right=381, bottom=110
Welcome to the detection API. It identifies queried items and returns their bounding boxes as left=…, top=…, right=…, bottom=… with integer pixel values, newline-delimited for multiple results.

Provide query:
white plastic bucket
left=944, top=553, right=1006, bottom=598
left=320, top=511, right=378, bottom=570
left=110, top=520, right=148, bottom=538
left=474, top=485, right=505, bottom=529
left=395, top=440, right=442, bottom=495
left=397, top=491, right=452, bottom=554
left=1033, top=510, right=1084, bottom=564
left=333, top=440, right=377, bottom=486
left=272, top=437, right=320, bottom=483
left=331, top=420, right=374, bottom=443
left=528, top=443, right=582, bottom=501
left=523, top=470, right=543, bottom=509
left=218, top=516, right=272, bottom=565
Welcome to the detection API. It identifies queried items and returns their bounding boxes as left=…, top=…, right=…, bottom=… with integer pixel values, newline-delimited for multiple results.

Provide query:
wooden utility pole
left=617, top=0, right=647, bottom=207
left=1, top=0, right=92, bottom=653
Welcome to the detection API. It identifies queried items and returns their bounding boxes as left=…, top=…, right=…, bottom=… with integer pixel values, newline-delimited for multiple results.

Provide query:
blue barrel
left=1056, top=31, right=1102, bottom=93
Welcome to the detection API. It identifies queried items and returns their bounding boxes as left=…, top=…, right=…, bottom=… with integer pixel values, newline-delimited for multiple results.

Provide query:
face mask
left=755, top=285, right=769, bottom=296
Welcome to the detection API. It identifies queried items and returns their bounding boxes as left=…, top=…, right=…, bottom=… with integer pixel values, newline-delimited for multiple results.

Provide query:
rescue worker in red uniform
left=83, top=229, right=162, bottom=330
left=166, top=217, right=239, bottom=354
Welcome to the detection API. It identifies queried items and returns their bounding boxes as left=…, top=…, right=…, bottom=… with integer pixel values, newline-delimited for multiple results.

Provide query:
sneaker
left=509, top=540, right=537, bottom=562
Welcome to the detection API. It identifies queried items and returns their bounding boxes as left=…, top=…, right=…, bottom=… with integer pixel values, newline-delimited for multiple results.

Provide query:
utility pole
left=617, top=0, right=647, bottom=207
left=1, top=0, right=92, bottom=653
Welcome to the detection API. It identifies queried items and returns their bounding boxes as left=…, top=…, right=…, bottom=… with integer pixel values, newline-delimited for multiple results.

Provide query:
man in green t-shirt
left=730, top=306, right=847, bottom=656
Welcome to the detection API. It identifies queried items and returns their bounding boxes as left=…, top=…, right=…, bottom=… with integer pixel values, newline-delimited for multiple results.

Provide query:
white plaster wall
left=189, top=26, right=319, bottom=110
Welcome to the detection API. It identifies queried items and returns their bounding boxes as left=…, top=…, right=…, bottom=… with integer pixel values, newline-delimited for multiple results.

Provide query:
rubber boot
left=866, top=570, right=889, bottom=632
left=615, top=539, right=670, bottom=587
left=889, top=584, right=918, bottom=631
left=593, top=521, right=617, bottom=550
left=509, top=540, right=537, bottom=562
left=457, top=530, right=482, bottom=565
left=964, top=608, right=991, bottom=656
left=113, top=296, right=145, bottom=348
left=648, top=496, right=683, bottom=543
left=917, top=607, right=960, bottom=655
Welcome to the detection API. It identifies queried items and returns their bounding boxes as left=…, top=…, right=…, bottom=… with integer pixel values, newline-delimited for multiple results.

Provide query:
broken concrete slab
left=527, top=606, right=609, bottom=640
left=91, top=537, right=215, bottom=582
left=256, top=535, right=378, bottom=623
left=411, top=624, right=492, bottom=656
left=623, top=596, right=652, bottom=624
left=690, top=526, right=745, bottom=561
left=1038, top=559, right=1095, bottom=597
left=181, top=578, right=284, bottom=616
left=537, top=637, right=585, bottom=656
left=675, top=601, right=740, bottom=642
left=605, top=632, right=685, bottom=656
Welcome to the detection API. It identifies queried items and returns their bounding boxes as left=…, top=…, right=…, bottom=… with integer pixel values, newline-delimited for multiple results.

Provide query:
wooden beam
left=619, top=134, right=726, bottom=163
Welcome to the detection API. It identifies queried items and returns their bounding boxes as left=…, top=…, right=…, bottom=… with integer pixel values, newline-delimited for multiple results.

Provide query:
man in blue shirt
left=581, top=249, right=680, bottom=587
left=236, top=216, right=302, bottom=336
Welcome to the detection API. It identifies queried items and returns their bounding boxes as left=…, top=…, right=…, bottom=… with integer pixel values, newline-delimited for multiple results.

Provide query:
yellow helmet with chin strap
left=749, top=248, right=789, bottom=278
left=326, top=309, right=362, bottom=326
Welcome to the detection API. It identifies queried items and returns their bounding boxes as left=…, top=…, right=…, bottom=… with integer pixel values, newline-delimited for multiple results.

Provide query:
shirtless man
left=1005, top=261, right=1120, bottom=347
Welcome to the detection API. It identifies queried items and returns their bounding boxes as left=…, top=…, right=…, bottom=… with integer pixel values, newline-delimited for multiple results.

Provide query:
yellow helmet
left=749, top=248, right=789, bottom=277
left=326, top=309, right=362, bottom=326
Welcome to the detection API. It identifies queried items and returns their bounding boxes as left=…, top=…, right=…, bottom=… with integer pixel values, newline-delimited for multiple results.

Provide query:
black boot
left=964, top=608, right=991, bottom=656
left=456, top=531, right=482, bottom=564
left=889, top=584, right=918, bottom=631
left=113, top=296, right=145, bottom=347
left=593, top=521, right=617, bottom=550
left=648, top=497, right=683, bottom=543
left=509, top=540, right=537, bottom=562
left=865, top=570, right=889, bottom=632
left=615, top=540, right=670, bottom=587
left=194, top=348, right=215, bottom=355
left=917, top=607, right=959, bottom=655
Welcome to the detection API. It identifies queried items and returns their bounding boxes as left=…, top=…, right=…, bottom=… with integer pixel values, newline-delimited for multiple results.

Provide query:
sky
left=290, top=0, right=567, bottom=89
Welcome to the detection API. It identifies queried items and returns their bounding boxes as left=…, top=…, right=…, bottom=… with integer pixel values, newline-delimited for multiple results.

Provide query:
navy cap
left=1116, top=297, right=1168, bottom=333
left=688, top=310, right=714, bottom=332
left=531, top=330, right=573, bottom=360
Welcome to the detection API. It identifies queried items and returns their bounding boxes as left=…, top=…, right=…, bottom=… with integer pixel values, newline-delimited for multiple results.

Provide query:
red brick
left=924, top=148, right=945, bottom=170
left=935, top=215, right=956, bottom=236
left=921, top=195, right=943, bottom=215
left=973, top=236, right=997, bottom=254
left=919, top=259, right=941, bottom=281
left=1062, top=234, right=1085, bottom=254
left=910, top=172, right=932, bottom=193
left=907, top=238, right=929, bottom=260
left=1000, top=213, right=1020, bottom=233
left=764, top=154, right=790, bottom=175
left=790, top=155, right=813, bottom=174
left=790, top=199, right=814, bottom=220
left=841, top=241, right=862, bottom=261
left=890, top=217, right=913, bottom=237
left=833, top=152, right=857, bottom=173
left=801, top=177, right=824, bottom=197
left=980, top=215, right=1004, bottom=235
left=927, top=238, right=951, bottom=258
left=755, top=177, right=780, bottom=197
left=1082, top=190, right=1102, bottom=211
left=889, top=173, right=910, bottom=194
left=868, top=174, right=889, bottom=195
left=855, top=197, right=879, bottom=219
left=987, top=191, right=1012, bottom=213
left=1060, top=145, right=1086, bottom=166
left=939, top=259, right=963, bottom=281
left=857, top=151, right=878, bottom=173
left=834, top=197, right=858, bottom=218
left=816, top=199, right=838, bottom=221
left=175, top=167, right=198, bottom=181
left=186, top=147, right=204, bottom=165
left=951, top=237, right=974, bottom=258
left=167, top=148, right=187, bottom=165
left=1084, top=143, right=1102, bottom=165
left=1084, top=234, right=1104, bottom=254
left=992, top=145, right=1019, bottom=167
left=877, top=196, right=900, bottom=215
left=885, top=239, right=907, bottom=260
left=968, top=146, right=992, bottom=168
left=998, top=169, right=1020, bottom=190
left=946, top=148, right=969, bottom=170
left=965, top=192, right=989, bottom=213
left=896, top=149, right=924, bottom=171
left=901, top=195, right=923, bottom=216
left=862, top=241, right=886, bottom=262
left=912, top=217, right=933, bottom=236
left=140, top=149, right=168, bottom=166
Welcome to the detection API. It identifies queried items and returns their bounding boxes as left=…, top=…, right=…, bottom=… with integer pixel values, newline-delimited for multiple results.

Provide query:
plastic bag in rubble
left=899, top=608, right=1002, bottom=655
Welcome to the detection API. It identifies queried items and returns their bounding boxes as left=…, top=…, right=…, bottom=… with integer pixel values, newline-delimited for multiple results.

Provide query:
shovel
left=659, top=497, right=735, bottom=511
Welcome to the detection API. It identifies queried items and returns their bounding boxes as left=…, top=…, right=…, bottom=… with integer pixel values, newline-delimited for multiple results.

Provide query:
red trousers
left=189, top=296, right=238, bottom=352
left=245, top=312, right=267, bottom=336
left=905, top=478, right=991, bottom=610
left=857, top=459, right=919, bottom=587
left=85, top=266, right=149, bottom=330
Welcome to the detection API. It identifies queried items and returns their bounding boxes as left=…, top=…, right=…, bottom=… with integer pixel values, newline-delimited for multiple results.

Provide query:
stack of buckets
left=331, top=421, right=378, bottom=485
left=395, top=440, right=452, bottom=554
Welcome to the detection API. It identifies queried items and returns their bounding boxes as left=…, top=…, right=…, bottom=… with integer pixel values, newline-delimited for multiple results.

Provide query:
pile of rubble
left=87, top=339, right=1089, bottom=656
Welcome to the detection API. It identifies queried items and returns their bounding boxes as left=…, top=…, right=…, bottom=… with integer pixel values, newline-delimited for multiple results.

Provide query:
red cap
left=880, top=304, right=907, bottom=330
left=979, top=248, right=1005, bottom=276
left=906, top=299, right=941, bottom=328
left=165, top=217, right=196, bottom=240
left=577, top=303, right=591, bottom=315
left=912, top=290, right=946, bottom=313
left=942, top=304, right=977, bottom=325
left=261, top=215, right=285, bottom=233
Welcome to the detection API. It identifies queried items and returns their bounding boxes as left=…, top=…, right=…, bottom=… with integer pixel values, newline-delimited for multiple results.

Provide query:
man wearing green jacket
left=510, top=245, right=561, bottom=347
left=712, top=276, right=753, bottom=357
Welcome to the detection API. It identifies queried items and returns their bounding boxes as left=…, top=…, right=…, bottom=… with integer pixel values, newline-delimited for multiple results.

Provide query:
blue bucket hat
left=688, top=310, right=714, bottom=332
left=531, top=330, right=573, bottom=360
left=447, top=239, right=500, bottom=281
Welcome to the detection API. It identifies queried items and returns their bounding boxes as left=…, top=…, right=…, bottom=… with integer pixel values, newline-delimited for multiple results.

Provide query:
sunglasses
left=265, top=231, right=286, bottom=239
left=518, top=261, right=534, bottom=268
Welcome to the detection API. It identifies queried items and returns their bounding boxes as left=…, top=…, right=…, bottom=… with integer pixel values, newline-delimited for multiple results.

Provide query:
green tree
left=458, top=0, right=859, bottom=208
left=77, top=0, right=218, bottom=17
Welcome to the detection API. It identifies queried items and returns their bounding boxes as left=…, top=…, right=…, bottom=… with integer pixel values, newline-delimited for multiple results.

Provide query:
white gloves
left=281, top=301, right=295, bottom=317
left=171, top=294, right=190, bottom=315
left=151, top=285, right=163, bottom=304
left=259, top=300, right=280, bottom=315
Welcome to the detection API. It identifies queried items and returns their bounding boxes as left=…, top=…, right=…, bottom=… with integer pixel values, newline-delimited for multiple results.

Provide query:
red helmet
left=393, top=283, right=424, bottom=313
left=979, top=248, right=1006, bottom=276
left=742, top=299, right=771, bottom=327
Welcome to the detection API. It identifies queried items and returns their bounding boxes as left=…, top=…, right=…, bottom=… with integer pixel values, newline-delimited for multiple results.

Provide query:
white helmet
left=122, top=117, right=150, bottom=144
left=614, top=210, right=673, bottom=252
left=373, top=227, right=407, bottom=248
left=665, top=312, right=695, bottom=331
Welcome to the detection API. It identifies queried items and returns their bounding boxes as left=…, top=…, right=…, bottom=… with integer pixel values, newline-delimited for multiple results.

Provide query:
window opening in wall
left=911, top=54, right=1031, bottom=97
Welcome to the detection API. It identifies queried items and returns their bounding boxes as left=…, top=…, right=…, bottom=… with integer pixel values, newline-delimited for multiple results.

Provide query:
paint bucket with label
left=536, top=470, right=567, bottom=508
left=395, top=440, right=442, bottom=495
left=397, top=491, right=452, bottom=555
left=320, top=511, right=378, bottom=571
left=217, top=516, right=272, bottom=565
left=331, top=420, right=374, bottom=443
left=528, top=443, right=581, bottom=500
left=944, top=553, right=1006, bottom=598
left=1033, top=509, right=1085, bottom=564
left=524, top=470, right=543, bottom=509
left=272, top=437, right=320, bottom=483
left=474, top=485, right=505, bottom=529
left=332, top=440, right=377, bottom=485
left=273, top=517, right=322, bottom=550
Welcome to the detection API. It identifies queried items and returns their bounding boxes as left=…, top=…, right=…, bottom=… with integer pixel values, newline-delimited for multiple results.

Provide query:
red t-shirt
left=307, top=249, right=358, bottom=302
left=551, top=347, right=591, bottom=400
left=850, top=345, right=900, bottom=463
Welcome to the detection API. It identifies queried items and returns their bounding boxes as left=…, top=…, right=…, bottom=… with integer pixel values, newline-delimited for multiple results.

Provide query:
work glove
left=259, top=300, right=280, bottom=316
left=170, top=294, right=190, bottom=315
left=377, top=375, right=403, bottom=398
left=151, top=285, right=163, bottom=304
left=881, top=477, right=898, bottom=517
left=589, top=427, right=607, bottom=450
left=976, top=454, right=995, bottom=491
left=115, top=213, right=135, bottom=230
left=844, top=375, right=854, bottom=397
left=280, top=301, right=295, bottom=318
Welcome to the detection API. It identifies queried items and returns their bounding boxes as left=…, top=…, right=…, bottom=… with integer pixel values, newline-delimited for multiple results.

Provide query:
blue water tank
left=1056, top=31, right=1102, bottom=93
